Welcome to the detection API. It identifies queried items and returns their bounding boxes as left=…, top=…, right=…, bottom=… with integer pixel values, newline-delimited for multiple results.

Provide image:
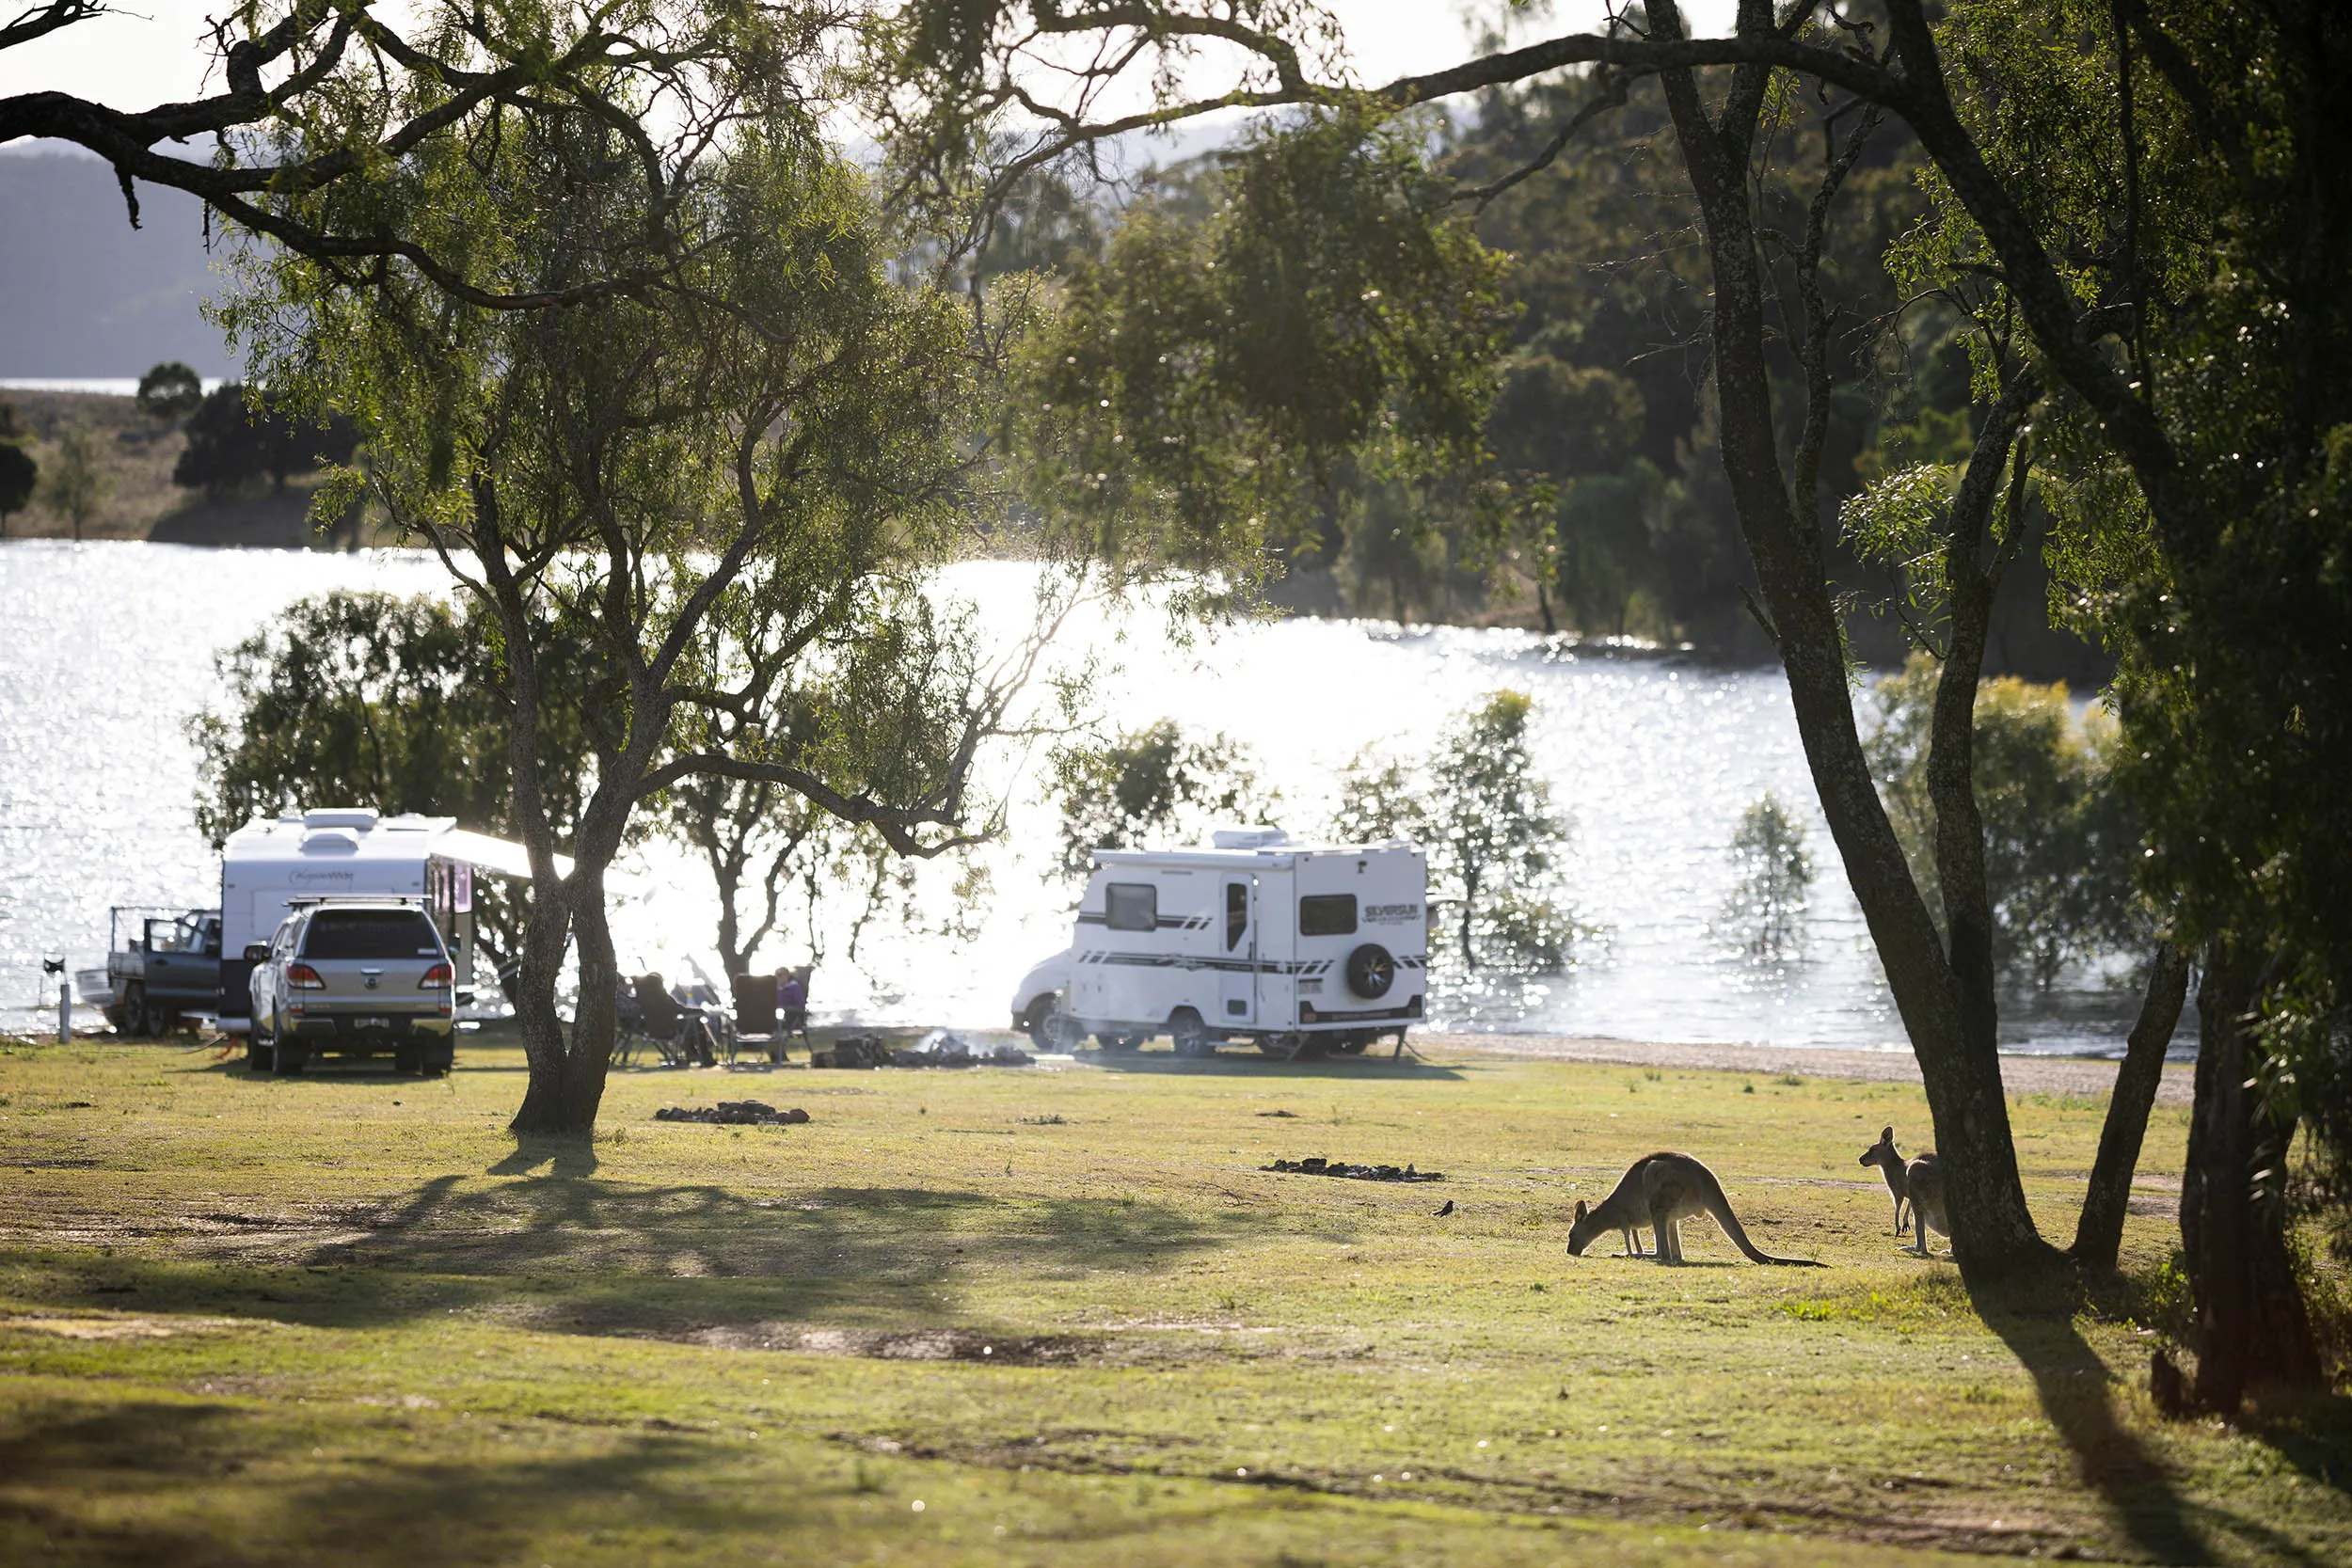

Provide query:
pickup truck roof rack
left=282, top=895, right=428, bottom=909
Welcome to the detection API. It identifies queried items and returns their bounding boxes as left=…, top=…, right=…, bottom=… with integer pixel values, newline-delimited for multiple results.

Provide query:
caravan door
left=1217, top=877, right=1257, bottom=1026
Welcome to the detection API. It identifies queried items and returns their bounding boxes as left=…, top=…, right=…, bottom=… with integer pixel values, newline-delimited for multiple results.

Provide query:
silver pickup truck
left=246, top=899, right=455, bottom=1076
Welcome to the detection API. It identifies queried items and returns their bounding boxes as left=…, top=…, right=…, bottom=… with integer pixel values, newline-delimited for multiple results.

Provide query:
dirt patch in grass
left=691, top=1323, right=1110, bottom=1365
left=0, top=1312, right=244, bottom=1339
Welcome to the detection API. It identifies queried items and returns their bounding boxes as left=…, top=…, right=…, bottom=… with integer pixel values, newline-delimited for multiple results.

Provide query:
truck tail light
left=419, top=962, right=453, bottom=990
left=287, top=962, right=326, bottom=990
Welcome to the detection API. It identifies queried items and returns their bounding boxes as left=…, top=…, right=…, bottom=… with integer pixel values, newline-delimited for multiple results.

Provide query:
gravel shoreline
left=1415, top=1031, right=2193, bottom=1106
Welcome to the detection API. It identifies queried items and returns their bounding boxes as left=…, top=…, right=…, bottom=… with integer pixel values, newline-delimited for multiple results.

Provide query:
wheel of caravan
left=1337, top=1031, right=1374, bottom=1055
left=1256, top=1035, right=1287, bottom=1057
left=1343, top=943, right=1395, bottom=1000
left=1026, top=999, right=1080, bottom=1053
left=1168, top=1008, right=1215, bottom=1059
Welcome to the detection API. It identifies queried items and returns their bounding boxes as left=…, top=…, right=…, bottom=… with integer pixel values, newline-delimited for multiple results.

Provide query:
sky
left=0, top=2, right=1737, bottom=128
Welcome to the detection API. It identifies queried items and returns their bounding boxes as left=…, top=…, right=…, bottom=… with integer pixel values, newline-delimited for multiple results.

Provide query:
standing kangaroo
left=1903, top=1152, right=1948, bottom=1257
left=1566, top=1152, right=1823, bottom=1266
left=1859, top=1126, right=1913, bottom=1234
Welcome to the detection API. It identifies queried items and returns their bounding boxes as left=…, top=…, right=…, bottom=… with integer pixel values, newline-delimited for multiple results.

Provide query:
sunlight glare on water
left=0, top=543, right=2149, bottom=1054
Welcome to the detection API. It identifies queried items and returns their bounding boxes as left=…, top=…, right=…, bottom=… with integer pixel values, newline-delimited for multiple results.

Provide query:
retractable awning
left=432, top=828, right=576, bottom=880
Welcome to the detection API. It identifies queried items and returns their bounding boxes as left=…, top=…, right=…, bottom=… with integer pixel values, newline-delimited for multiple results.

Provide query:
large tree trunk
left=1649, top=0, right=2054, bottom=1278
left=2073, top=942, right=2188, bottom=1270
left=2182, top=942, right=2323, bottom=1411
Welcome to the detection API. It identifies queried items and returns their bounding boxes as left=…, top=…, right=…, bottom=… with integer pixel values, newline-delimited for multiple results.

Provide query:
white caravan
left=217, top=809, right=565, bottom=1033
left=1009, top=829, right=1428, bottom=1059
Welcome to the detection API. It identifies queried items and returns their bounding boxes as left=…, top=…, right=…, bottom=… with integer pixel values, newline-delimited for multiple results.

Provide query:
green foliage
left=135, top=362, right=204, bottom=423
left=0, top=437, right=33, bottom=531
left=1333, top=689, right=1575, bottom=971
left=1900, top=0, right=2352, bottom=1181
left=1444, top=75, right=1927, bottom=644
left=1724, top=794, right=1815, bottom=958
left=37, top=420, right=107, bottom=535
left=221, top=103, right=1007, bottom=847
left=170, top=383, right=358, bottom=501
left=1865, top=656, right=2140, bottom=989
left=187, top=591, right=592, bottom=962
left=1048, top=720, right=1275, bottom=880
left=1010, top=108, right=1511, bottom=588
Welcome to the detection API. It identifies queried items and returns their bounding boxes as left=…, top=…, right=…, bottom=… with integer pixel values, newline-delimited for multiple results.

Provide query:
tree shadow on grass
left=489, top=1136, right=598, bottom=1179
left=0, top=1177, right=1288, bottom=1345
left=1975, top=1283, right=2336, bottom=1567
left=0, top=1392, right=831, bottom=1568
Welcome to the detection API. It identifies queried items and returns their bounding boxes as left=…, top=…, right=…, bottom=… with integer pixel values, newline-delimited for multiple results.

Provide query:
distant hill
left=0, top=149, right=235, bottom=379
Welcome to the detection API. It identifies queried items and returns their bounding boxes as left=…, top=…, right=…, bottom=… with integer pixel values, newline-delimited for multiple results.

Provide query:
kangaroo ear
left=1881, top=1126, right=1894, bottom=1142
left=1573, top=1199, right=1588, bottom=1221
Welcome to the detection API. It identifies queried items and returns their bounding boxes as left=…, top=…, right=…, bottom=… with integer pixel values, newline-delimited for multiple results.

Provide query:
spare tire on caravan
left=1010, top=829, right=1427, bottom=1060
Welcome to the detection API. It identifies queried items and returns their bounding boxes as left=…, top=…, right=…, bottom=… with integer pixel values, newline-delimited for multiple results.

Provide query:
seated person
left=778, top=970, right=809, bottom=1044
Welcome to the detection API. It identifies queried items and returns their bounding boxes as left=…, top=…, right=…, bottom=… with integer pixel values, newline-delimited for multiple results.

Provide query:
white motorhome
left=217, top=809, right=562, bottom=1033
left=1009, top=829, right=1428, bottom=1059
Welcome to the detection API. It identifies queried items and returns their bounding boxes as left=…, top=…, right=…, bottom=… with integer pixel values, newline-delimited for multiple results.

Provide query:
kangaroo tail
left=1698, top=1164, right=1825, bottom=1267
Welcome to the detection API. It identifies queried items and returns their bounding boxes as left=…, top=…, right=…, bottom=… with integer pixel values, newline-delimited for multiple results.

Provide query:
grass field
left=1, top=1034, right=2345, bottom=1565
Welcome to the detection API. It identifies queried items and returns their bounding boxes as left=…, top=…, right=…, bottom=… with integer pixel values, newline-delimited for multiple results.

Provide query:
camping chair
left=611, top=978, right=646, bottom=1068
left=730, top=973, right=787, bottom=1064
left=631, top=974, right=715, bottom=1068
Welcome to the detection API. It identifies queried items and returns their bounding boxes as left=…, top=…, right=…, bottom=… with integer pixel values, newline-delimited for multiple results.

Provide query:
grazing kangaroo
left=1904, top=1151, right=1948, bottom=1257
left=1859, top=1126, right=1913, bottom=1234
left=1566, top=1152, right=1823, bottom=1266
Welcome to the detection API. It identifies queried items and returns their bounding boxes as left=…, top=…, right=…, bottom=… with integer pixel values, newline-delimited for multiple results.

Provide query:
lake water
left=0, top=540, right=2157, bottom=1056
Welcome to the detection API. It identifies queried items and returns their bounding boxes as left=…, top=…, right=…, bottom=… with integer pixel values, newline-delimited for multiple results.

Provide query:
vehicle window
left=1226, top=882, right=1248, bottom=951
left=201, top=920, right=222, bottom=958
left=1298, top=894, right=1358, bottom=937
left=302, top=910, right=443, bottom=960
left=1104, top=883, right=1157, bottom=932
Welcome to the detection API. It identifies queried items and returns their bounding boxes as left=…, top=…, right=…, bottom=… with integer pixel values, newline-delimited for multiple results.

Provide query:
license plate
left=352, top=1017, right=391, bottom=1031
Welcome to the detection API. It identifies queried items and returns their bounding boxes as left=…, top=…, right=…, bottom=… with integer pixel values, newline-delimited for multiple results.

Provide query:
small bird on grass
left=1433, top=1199, right=1454, bottom=1216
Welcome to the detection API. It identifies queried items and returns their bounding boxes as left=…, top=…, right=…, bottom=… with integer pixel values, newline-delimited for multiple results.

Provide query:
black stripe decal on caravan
left=1076, top=953, right=1370, bottom=976
left=1073, top=913, right=1212, bottom=929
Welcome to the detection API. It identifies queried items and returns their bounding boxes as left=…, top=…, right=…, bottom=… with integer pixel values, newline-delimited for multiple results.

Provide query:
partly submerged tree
left=1332, top=689, right=1574, bottom=973
left=1048, top=719, right=1276, bottom=880
left=1724, top=794, right=1815, bottom=959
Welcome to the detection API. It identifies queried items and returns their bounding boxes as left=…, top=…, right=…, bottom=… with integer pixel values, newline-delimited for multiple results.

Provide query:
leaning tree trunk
left=1648, top=0, right=2054, bottom=1277
left=2073, top=942, right=2188, bottom=1271
left=2182, top=942, right=2323, bottom=1412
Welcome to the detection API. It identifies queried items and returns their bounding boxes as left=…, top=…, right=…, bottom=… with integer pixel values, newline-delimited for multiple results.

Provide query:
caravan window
left=1226, top=882, right=1248, bottom=951
left=1104, top=883, right=1157, bottom=932
left=1298, top=894, right=1358, bottom=937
